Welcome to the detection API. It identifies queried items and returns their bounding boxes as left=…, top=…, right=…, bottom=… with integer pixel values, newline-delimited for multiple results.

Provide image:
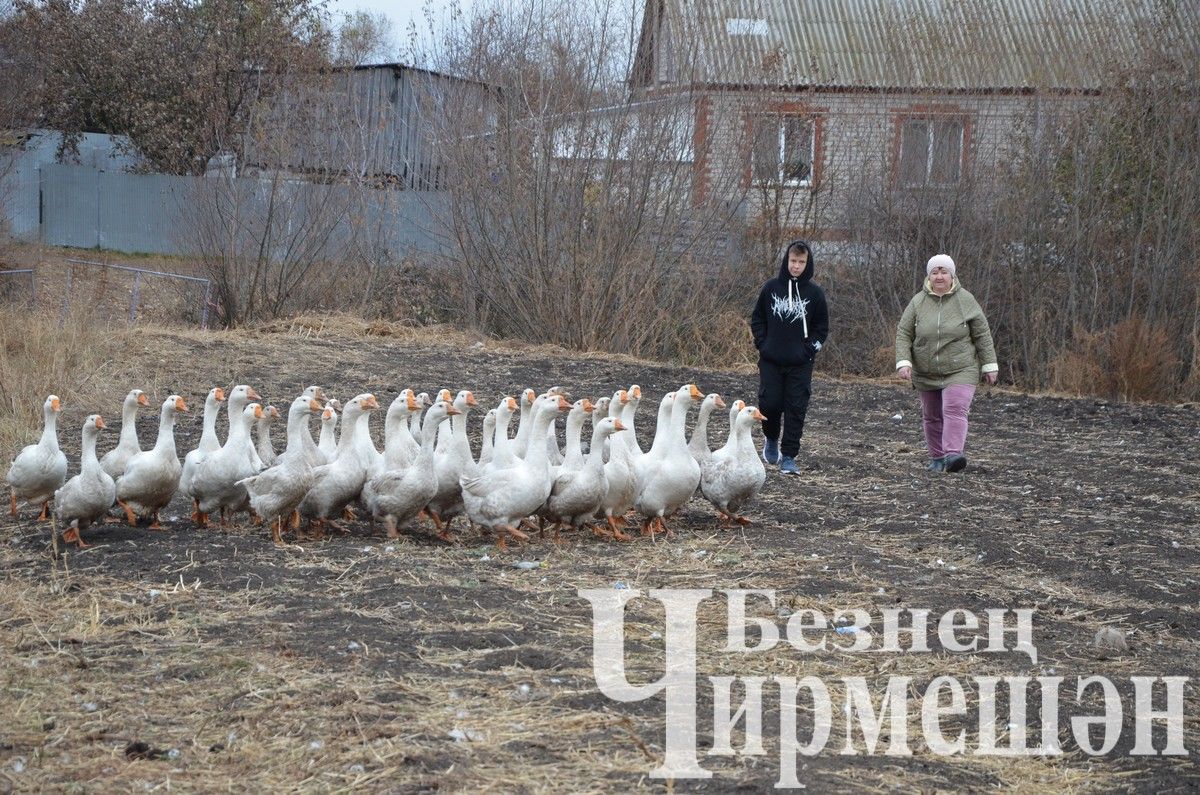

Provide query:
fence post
left=129, top=271, right=141, bottom=325
left=60, top=264, right=72, bottom=326
left=200, top=281, right=212, bottom=330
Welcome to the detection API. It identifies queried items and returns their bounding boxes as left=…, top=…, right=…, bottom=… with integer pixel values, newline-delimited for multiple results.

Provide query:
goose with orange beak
left=701, top=405, right=768, bottom=526
left=100, top=389, right=151, bottom=479
left=297, top=393, right=380, bottom=539
left=426, top=389, right=478, bottom=536
left=191, top=401, right=265, bottom=528
left=239, top=395, right=324, bottom=544
left=461, top=393, right=571, bottom=549
left=634, top=384, right=704, bottom=537
left=54, top=414, right=115, bottom=548
left=369, top=400, right=459, bottom=541
left=116, top=395, right=188, bottom=529
left=6, top=394, right=68, bottom=521
left=180, top=387, right=226, bottom=522
left=545, top=415, right=627, bottom=543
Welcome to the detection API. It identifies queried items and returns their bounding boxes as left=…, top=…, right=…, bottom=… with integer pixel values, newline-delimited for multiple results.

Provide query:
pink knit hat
left=926, top=254, right=956, bottom=277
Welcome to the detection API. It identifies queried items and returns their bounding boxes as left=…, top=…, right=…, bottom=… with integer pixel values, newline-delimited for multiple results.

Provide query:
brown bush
left=1052, top=316, right=1182, bottom=402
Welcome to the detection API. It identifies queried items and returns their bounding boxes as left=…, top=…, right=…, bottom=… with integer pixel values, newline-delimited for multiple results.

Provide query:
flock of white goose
left=6, top=383, right=768, bottom=549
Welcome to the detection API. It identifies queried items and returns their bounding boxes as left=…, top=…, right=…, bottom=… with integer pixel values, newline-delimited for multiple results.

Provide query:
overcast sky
left=326, top=0, right=464, bottom=60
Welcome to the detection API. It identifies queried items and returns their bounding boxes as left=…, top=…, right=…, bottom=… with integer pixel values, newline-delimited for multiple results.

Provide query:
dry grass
left=0, top=309, right=136, bottom=458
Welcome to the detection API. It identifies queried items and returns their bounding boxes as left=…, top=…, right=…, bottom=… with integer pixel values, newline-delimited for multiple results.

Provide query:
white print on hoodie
left=770, top=280, right=810, bottom=337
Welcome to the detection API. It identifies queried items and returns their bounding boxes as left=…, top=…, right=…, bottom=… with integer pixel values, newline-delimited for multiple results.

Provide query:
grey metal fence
left=0, top=268, right=35, bottom=307
left=60, top=258, right=212, bottom=328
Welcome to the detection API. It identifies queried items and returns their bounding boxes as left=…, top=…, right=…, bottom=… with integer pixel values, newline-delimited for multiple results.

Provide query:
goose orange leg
left=118, top=500, right=138, bottom=526
left=148, top=511, right=165, bottom=531
left=37, top=501, right=50, bottom=522
left=62, top=527, right=90, bottom=548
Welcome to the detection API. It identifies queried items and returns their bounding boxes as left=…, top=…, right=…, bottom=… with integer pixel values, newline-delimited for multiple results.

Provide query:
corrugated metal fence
left=1, top=139, right=451, bottom=260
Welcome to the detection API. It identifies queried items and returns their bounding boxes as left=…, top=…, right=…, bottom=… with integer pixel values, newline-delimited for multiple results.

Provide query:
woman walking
left=895, top=254, right=998, bottom=472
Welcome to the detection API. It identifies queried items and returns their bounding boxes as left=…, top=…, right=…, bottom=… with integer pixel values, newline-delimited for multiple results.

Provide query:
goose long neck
left=690, top=403, right=713, bottom=451
left=228, top=412, right=252, bottom=444
left=585, top=425, right=610, bottom=468
left=669, top=395, right=691, bottom=442
left=286, top=409, right=310, bottom=452
left=200, top=397, right=220, bottom=446
left=619, top=401, right=638, bottom=455
left=119, top=400, right=140, bottom=446
left=564, top=411, right=585, bottom=461
left=81, top=427, right=101, bottom=474
left=525, top=408, right=555, bottom=469
left=40, top=407, right=60, bottom=450
left=335, top=409, right=361, bottom=454
left=154, top=405, right=177, bottom=455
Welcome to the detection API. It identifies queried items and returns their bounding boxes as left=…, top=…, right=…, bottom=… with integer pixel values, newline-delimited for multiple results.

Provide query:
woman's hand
left=897, top=366, right=912, bottom=380
left=983, top=371, right=998, bottom=385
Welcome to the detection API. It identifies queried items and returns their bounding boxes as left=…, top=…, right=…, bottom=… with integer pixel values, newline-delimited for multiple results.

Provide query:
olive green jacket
left=895, top=280, right=999, bottom=391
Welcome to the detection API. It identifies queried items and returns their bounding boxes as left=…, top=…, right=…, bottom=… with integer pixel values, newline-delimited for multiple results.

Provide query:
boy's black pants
left=757, top=358, right=813, bottom=458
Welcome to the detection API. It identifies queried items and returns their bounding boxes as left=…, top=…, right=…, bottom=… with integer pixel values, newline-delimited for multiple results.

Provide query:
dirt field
left=2, top=325, right=1198, bottom=792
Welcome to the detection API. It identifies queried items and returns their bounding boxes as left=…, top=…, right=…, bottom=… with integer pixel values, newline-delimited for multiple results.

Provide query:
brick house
left=629, top=0, right=1198, bottom=241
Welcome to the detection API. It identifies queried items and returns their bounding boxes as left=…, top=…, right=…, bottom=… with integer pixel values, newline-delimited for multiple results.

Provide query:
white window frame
left=752, top=115, right=815, bottom=188
left=899, top=117, right=965, bottom=188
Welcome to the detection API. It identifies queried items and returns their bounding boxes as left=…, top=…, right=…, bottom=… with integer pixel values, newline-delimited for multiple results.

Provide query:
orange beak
left=270, top=405, right=280, bottom=418
left=507, top=396, right=518, bottom=411
left=735, top=400, right=745, bottom=411
left=313, top=386, right=325, bottom=400
left=438, top=388, right=453, bottom=402
left=51, top=397, right=61, bottom=412
left=630, top=385, right=641, bottom=399
left=688, top=384, right=703, bottom=400
left=465, top=391, right=477, bottom=407
left=214, top=388, right=226, bottom=402
left=247, top=388, right=262, bottom=400
left=582, top=399, right=595, bottom=413
left=95, top=416, right=106, bottom=429
left=251, top=405, right=263, bottom=419
left=752, top=408, right=766, bottom=421
left=618, top=390, right=629, bottom=404
left=136, top=392, right=150, bottom=407
left=714, top=396, right=726, bottom=409
left=556, top=396, right=571, bottom=411
left=175, top=397, right=188, bottom=412
left=406, top=392, right=420, bottom=411
left=309, top=399, right=321, bottom=412
left=322, top=408, right=334, bottom=420
left=613, top=419, right=627, bottom=431
left=524, top=389, right=536, bottom=403
left=446, top=405, right=462, bottom=417
left=363, top=395, right=380, bottom=409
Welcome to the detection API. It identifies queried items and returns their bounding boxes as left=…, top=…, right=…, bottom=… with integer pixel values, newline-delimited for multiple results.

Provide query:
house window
left=752, top=115, right=814, bottom=187
left=898, top=118, right=964, bottom=187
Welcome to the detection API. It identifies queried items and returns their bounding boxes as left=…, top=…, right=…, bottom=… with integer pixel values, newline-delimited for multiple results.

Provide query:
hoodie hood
left=777, top=239, right=815, bottom=283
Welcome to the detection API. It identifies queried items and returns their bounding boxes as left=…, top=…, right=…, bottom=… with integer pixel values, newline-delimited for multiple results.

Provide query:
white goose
left=383, top=390, right=422, bottom=471
left=318, top=399, right=341, bottom=460
left=597, top=389, right=636, bottom=539
left=191, top=402, right=263, bottom=527
left=485, top=395, right=519, bottom=472
left=701, top=405, right=767, bottom=526
left=254, top=404, right=281, bottom=468
left=369, top=400, right=458, bottom=540
left=688, top=393, right=726, bottom=466
left=115, top=395, right=187, bottom=529
left=99, top=389, right=150, bottom=479
left=460, top=393, right=570, bottom=549
left=426, top=389, right=477, bottom=534
left=297, top=394, right=379, bottom=537
left=510, top=388, right=538, bottom=459
left=180, top=387, right=226, bottom=521
left=6, top=394, right=68, bottom=521
left=545, top=416, right=626, bottom=542
left=478, top=409, right=498, bottom=467
left=54, top=414, right=115, bottom=548
left=239, top=395, right=323, bottom=543
left=409, top=392, right=432, bottom=439
left=634, top=384, right=703, bottom=536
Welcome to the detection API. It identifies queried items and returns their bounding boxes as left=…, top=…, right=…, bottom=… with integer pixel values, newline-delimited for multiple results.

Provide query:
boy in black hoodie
left=749, top=240, right=829, bottom=474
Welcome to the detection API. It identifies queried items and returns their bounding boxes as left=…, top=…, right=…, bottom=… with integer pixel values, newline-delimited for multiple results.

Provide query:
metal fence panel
left=40, top=164, right=100, bottom=248
left=97, top=170, right=189, bottom=254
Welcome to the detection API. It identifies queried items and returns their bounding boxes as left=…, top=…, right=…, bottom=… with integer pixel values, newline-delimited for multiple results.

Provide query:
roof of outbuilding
left=632, top=0, right=1200, bottom=91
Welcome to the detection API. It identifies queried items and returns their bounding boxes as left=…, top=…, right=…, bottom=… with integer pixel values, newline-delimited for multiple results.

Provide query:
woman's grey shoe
left=927, top=458, right=946, bottom=472
left=943, top=453, right=967, bottom=473
left=779, top=456, right=798, bottom=474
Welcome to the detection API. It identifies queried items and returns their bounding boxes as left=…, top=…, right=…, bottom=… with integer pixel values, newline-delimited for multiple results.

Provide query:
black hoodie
left=750, top=240, right=829, bottom=367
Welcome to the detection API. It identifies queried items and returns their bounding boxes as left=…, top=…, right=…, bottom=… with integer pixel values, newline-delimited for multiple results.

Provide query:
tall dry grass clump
left=1052, top=316, right=1182, bottom=403
left=0, top=309, right=121, bottom=459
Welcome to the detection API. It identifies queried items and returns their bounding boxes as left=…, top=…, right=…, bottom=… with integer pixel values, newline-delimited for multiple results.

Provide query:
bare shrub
left=1052, top=316, right=1182, bottom=402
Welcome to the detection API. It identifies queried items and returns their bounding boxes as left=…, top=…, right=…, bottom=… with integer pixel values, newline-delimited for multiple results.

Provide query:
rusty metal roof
left=639, top=0, right=1199, bottom=90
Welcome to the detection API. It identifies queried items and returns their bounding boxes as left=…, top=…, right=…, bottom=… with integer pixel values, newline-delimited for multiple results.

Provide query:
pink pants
left=919, top=384, right=976, bottom=459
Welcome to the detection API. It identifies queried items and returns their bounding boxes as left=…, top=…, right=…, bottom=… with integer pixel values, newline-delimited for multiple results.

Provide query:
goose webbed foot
left=37, top=501, right=50, bottom=522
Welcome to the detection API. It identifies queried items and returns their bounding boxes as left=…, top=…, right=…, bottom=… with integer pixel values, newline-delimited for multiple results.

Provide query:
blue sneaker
left=762, top=438, right=780, bottom=465
left=779, top=456, right=798, bottom=474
